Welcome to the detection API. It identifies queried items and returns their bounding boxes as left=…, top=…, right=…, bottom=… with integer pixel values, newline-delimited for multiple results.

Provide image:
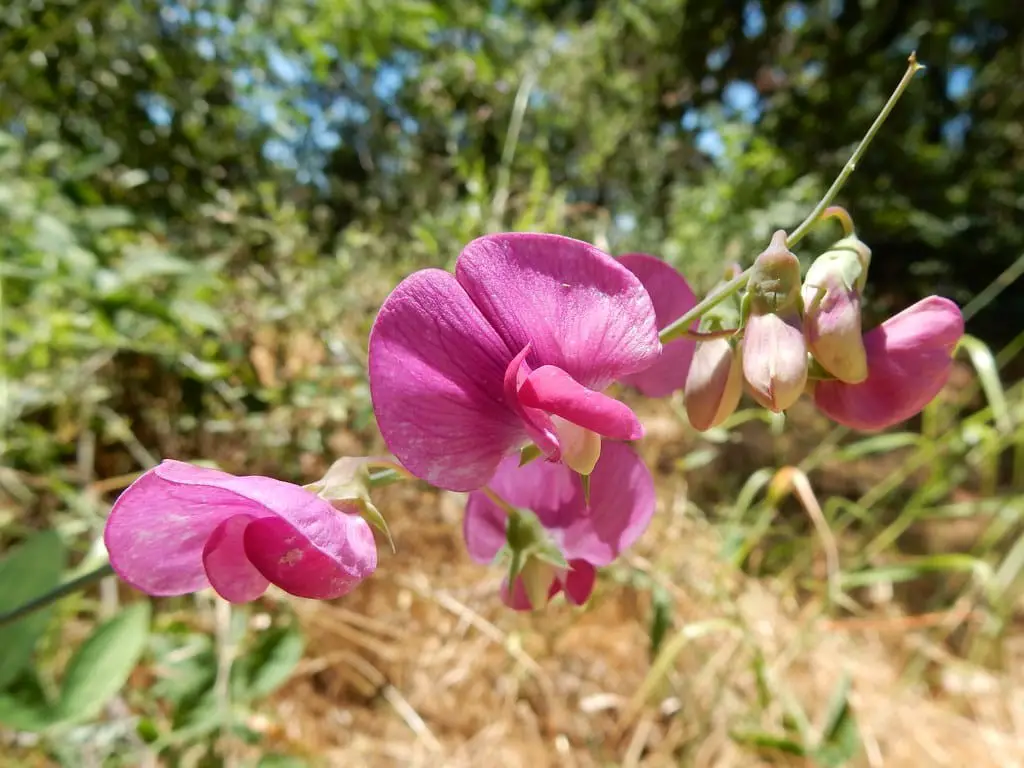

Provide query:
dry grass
left=246, top=399, right=1024, bottom=768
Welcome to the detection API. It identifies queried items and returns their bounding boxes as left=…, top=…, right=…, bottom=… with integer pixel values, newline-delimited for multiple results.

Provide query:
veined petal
left=555, top=442, right=655, bottom=565
left=455, top=233, right=661, bottom=390
left=105, top=461, right=271, bottom=596
left=369, top=268, right=525, bottom=491
left=618, top=253, right=699, bottom=397
left=463, top=442, right=654, bottom=568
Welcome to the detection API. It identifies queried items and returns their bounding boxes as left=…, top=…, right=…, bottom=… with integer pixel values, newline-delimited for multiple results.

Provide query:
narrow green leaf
left=232, top=623, right=305, bottom=701
left=814, top=682, right=861, bottom=768
left=835, top=432, right=921, bottom=460
left=730, top=729, right=807, bottom=757
left=818, top=672, right=853, bottom=743
left=648, top=584, right=673, bottom=660
left=840, top=554, right=989, bottom=589
left=0, top=531, right=67, bottom=690
left=56, top=602, right=151, bottom=723
left=958, top=335, right=1012, bottom=433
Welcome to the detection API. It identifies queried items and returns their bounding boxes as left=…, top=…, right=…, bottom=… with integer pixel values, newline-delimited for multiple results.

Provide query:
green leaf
left=56, top=602, right=151, bottom=723
left=0, top=672, right=58, bottom=731
left=839, top=554, right=989, bottom=589
left=730, top=729, right=807, bottom=757
left=232, top=622, right=305, bottom=701
left=813, top=675, right=861, bottom=767
left=817, top=672, right=853, bottom=743
left=648, top=584, right=673, bottom=660
left=835, top=432, right=921, bottom=460
left=0, top=530, right=67, bottom=690
left=958, top=335, right=1012, bottom=434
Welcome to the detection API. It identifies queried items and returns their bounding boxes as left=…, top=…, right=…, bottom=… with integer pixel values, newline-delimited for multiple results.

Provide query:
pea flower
left=802, top=235, right=872, bottom=383
left=616, top=253, right=698, bottom=397
left=812, top=296, right=964, bottom=430
left=104, top=461, right=377, bottom=603
left=369, top=233, right=661, bottom=491
left=742, top=230, right=807, bottom=412
left=462, top=441, right=655, bottom=610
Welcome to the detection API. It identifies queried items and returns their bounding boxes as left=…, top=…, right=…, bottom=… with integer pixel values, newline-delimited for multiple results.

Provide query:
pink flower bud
left=741, top=231, right=807, bottom=412
left=742, top=311, right=808, bottom=412
left=802, top=236, right=872, bottom=383
left=684, top=338, right=743, bottom=430
left=812, top=296, right=964, bottom=430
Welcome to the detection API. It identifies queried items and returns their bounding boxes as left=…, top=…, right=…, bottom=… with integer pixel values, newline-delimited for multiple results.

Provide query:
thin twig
left=0, top=563, right=114, bottom=627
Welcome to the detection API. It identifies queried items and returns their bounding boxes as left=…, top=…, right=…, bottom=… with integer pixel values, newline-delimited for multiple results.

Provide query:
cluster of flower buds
left=676, top=229, right=964, bottom=432
left=103, top=228, right=964, bottom=612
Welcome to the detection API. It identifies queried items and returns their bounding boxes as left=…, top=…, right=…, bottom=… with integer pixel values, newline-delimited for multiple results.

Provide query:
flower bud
left=683, top=275, right=743, bottom=431
left=746, top=230, right=802, bottom=314
left=802, top=236, right=872, bottom=383
left=742, top=312, right=807, bottom=412
left=812, top=296, right=964, bottom=430
left=684, top=338, right=743, bottom=430
left=741, top=231, right=807, bottom=412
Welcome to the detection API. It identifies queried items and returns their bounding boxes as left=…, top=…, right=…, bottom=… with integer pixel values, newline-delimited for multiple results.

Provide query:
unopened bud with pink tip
left=683, top=285, right=743, bottom=431
left=741, top=230, right=807, bottom=413
left=802, top=235, right=872, bottom=384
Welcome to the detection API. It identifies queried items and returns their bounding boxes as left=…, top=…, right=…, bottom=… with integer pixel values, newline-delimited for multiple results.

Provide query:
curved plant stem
left=482, top=486, right=518, bottom=516
left=659, top=53, right=924, bottom=345
left=822, top=205, right=856, bottom=236
left=0, top=563, right=114, bottom=628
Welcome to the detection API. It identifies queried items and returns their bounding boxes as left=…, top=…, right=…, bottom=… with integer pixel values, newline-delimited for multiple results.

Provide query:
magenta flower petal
left=500, top=576, right=548, bottom=611
left=455, top=233, right=661, bottom=389
left=813, top=296, right=964, bottom=430
left=517, top=365, right=644, bottom=441
left=369, top=269, right=526, bottom=491
left=463, top=441, right=655, bottom=568
left=504, top=345, right=560, bottom=459
left=499, top=559, right=596, bottom=611
left=105, top=460, right=377, bottom=601
left=244, top=516, right=373, bottom=600
left=202, top=516, right=270, bottom=603
left=618, top=253, right=699, bottom=397
left=561, top=560, right=597, bottom=605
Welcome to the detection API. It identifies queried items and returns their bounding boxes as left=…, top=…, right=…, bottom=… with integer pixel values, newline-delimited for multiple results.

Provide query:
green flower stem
left=0, top=563, right=114, bottom=629
left=659, top=53, right=924, bottom=345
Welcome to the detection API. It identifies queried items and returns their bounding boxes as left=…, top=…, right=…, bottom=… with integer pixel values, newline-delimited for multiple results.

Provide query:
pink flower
left=369, top=233, right=660, bottom=491
left=462, top=441, right=655, bottom=611
left=104, top=461, right=377, bottom=603
left=617, top=253, right=698, bottom=397
left=813, top=296, right=964, bottom=430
